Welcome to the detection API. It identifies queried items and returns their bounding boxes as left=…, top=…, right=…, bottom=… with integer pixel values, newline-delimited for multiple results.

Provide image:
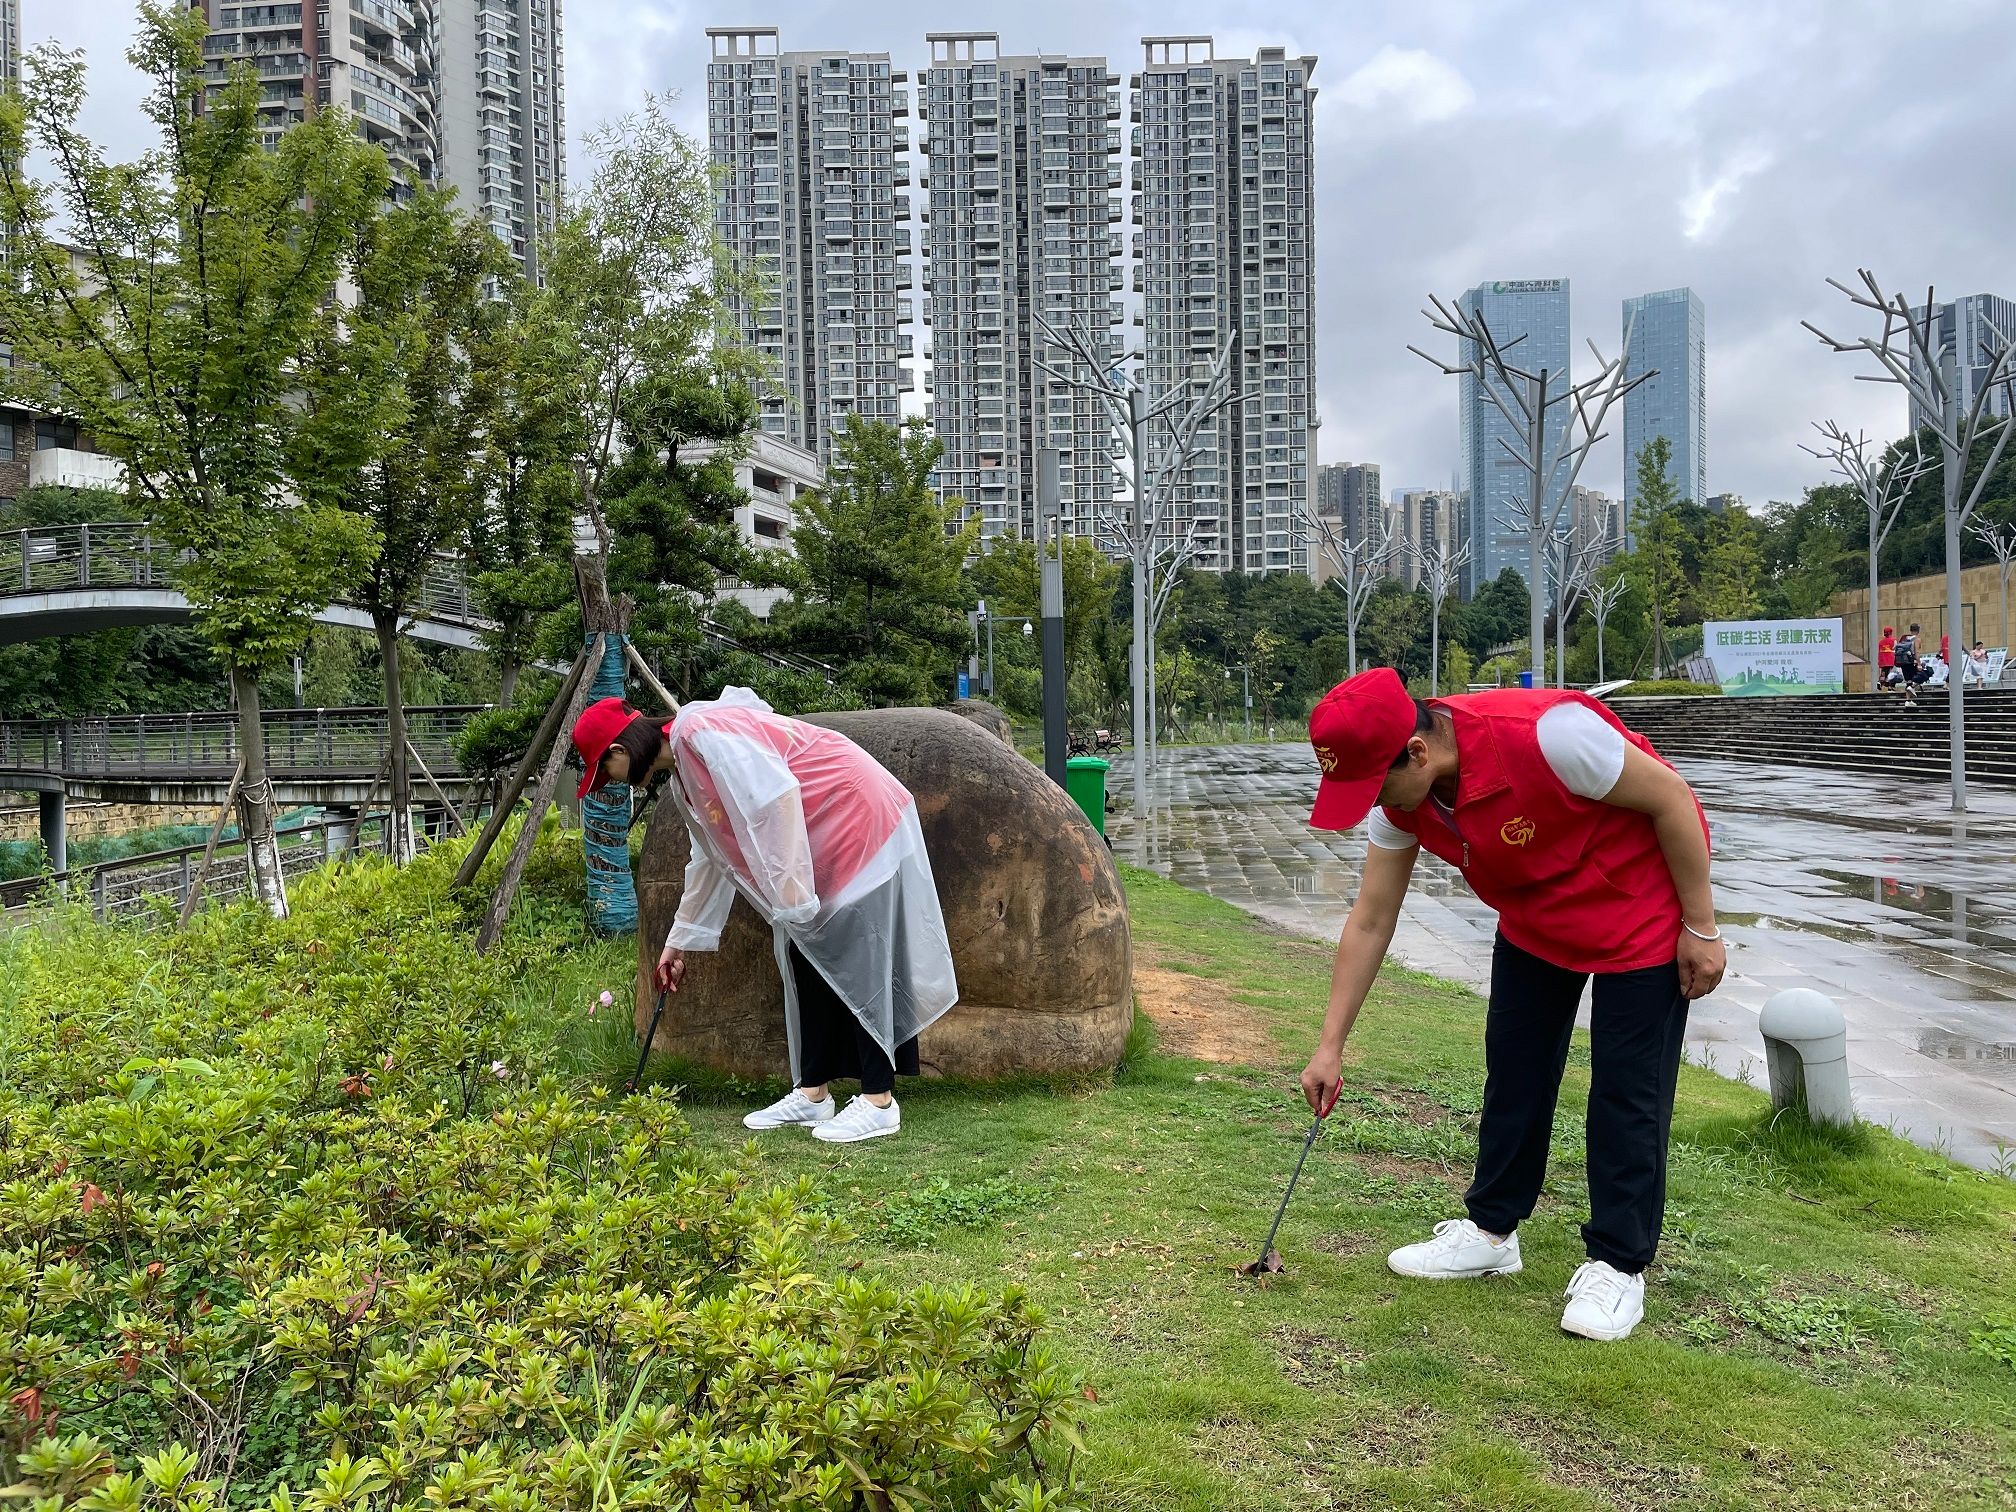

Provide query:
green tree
left=1698, top=508, right=1764, bottom=621
left=1629, top=438, right=1683, bottom=673
left=299, top=187, right=506, bottom=860
left=776, top=418, right=978, bottom=706
left=0, top=6, right=388, bottom=915
left=603, top=364, right=781, bottom=697
left=468, top=298, right=579, bottom=704
left=1780, top=524, right=1847, bottom=616
left=1462, top=568, right=1532, bottom=658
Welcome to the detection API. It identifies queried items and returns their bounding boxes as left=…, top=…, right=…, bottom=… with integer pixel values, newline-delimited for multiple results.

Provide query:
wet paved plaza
left=1110, top=745, right=2016, bottom=1174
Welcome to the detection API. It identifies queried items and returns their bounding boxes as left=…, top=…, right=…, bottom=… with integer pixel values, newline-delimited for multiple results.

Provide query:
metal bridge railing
left=0, top=706, right=485, bottom=780
left=0, top=524, right=484, bottom=628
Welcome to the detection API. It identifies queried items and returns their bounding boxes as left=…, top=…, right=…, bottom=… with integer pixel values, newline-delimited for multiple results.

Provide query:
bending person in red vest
left=573, top=690, right=959, bottom=1144
left=1299, top=668, right=1723, bottom=1342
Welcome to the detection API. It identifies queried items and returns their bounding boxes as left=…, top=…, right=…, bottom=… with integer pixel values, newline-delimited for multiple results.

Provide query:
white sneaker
left=1561, top=1260, right=1646, bottom=1341
left=743, top=1089, right=838, bottom=1131
left=811, top=1095, right=901, bottom=1144
left=1386, top=1218, right=1523, bottom=1279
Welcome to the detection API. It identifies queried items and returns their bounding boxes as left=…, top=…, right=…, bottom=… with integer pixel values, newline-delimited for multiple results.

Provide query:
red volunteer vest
left=1380, top=690, right=1705, bottom=974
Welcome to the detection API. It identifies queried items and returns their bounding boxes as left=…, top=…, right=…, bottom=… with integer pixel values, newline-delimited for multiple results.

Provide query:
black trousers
left=1464, top=933, right=1690, bottom=1274
left=789, top=945, right=917, bottom=1096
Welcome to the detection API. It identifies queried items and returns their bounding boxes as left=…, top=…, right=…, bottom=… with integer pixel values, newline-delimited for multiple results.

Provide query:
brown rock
left=944, top=698, right=1013, bottom=744
left=634, top=706, right=1133, bottom=1080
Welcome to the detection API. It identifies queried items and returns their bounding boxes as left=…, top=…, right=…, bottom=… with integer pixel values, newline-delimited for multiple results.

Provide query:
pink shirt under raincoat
left=662, top=689, right=958, bottom=1078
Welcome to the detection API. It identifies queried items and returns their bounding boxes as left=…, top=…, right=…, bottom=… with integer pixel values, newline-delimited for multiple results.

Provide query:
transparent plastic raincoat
left=661, top=689, right=958, bottom=1079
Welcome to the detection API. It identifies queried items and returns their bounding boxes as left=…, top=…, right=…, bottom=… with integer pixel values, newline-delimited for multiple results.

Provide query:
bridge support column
left=323, top=807, right=359, bottom=862
left=38, top=791, right=66, bottom=877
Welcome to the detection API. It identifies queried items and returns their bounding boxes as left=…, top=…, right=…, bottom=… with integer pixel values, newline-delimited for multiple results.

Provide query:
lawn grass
left=636, top=868, right=2016, bottom=1511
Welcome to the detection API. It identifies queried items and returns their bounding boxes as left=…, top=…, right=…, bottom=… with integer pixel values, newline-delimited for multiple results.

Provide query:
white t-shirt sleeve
left=1536, top=703, right=1629, bottom=800
left=1365, top=808, right=1418, bottom=851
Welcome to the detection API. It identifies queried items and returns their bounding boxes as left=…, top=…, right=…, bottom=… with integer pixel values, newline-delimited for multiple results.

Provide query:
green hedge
left=1611, top=679, right=1723, bottom=698
left=0, top=828, right=1084, bottom=1509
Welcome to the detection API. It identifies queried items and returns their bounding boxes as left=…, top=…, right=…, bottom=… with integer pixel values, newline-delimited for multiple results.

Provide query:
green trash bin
left=1065, top=756, right=1111, bottom=836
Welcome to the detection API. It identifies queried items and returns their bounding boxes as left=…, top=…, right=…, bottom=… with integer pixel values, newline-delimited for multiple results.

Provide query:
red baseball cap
left=571, top=697, right=636, bottom=799
left=1308, top=668, right=1419, bottom=831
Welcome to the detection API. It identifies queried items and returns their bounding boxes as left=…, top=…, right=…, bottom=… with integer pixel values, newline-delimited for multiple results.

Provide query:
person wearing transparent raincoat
left=571, top=688, right=958, bottom=1143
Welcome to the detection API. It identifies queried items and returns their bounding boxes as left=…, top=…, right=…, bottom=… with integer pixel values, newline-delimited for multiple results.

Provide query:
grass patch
left=667, top=866, right=2016, bottom=1511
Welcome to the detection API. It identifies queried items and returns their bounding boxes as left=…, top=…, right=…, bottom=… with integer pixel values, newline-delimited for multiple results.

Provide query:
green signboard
left=1703, top=617, right=1845, bottom=696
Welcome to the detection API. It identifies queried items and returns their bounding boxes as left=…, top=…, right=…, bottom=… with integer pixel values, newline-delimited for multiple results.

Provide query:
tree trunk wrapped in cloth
left=635, top=706, right=1132, bottom=1079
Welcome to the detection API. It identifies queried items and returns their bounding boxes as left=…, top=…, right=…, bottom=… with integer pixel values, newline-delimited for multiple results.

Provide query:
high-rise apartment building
left=435, top=0, right=566, bottom=282
left=919, top=34, right=1121, bottom=540
left=1132, top=37, right=1318, bottom=576
left=196, top=0, right=563, bottom=283
left=1457, top=279, right=1570, bottom=597
left=1621, top=287, right=1706, bottom=518
left=1395, top=488, right=1459, bottom=589
left=1566, top=483, right=1623, bottom=564
left=707, top=28, right=913, bottom=467
left=1907, top=293, right=2016, bottom=432
left=1, top=0, right=19, bottom=90
left=1316, top=462, right=1383, bottom=548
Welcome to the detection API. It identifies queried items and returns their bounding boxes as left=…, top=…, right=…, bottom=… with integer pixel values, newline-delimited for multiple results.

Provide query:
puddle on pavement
left=1915, top=1026, right=2016, bottom=1063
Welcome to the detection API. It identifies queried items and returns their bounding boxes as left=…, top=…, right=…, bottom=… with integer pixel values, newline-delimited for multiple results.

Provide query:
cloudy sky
left=51, top=0, right=2016, bottom=507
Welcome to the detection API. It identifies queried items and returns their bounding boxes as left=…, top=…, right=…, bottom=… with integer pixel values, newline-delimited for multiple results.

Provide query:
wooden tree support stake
left=178, top=758, right=247, bottom=927
left=624, top=639, right=681, bottom=714
left=452, top=644, right=590, bottom=891
left=406, top=738, right=469, bottom=836
left=475, top=634, right=604, bottom=953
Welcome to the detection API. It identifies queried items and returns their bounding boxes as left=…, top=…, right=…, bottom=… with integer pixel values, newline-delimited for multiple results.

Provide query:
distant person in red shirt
left=1877, top=627, right=1896, bottom=690
left=1300, top=669, right=1721, bottom=1343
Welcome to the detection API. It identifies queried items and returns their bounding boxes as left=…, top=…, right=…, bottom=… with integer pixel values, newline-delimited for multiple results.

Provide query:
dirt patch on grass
left=1367, top=1085, right=1456, bottom=1127
left=1134, top=949, right=1283, bottom=1067
left=1498, top=1413, right=1707, bottom=1510
left=1268, top=1325, right=1369, bottom=1388
left=1312, top=1229, right=1383, bottom=1260
left=1348, top=1150, right=1463, bottom=1183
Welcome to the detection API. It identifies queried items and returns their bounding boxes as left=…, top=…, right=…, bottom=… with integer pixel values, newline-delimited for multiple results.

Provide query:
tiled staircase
left=1610, top=687, right=2016, bottom=788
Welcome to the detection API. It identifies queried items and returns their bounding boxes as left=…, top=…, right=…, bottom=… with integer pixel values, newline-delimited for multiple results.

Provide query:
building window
left=35, top=419, right=78, bottom=452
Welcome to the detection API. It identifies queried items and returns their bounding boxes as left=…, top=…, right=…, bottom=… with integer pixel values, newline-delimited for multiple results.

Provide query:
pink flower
left=599, top=990, right=614, bottom=1007
left=381, top=1053, right=395, bottom=1072
left=490, top=1060, right=508, bottom=1080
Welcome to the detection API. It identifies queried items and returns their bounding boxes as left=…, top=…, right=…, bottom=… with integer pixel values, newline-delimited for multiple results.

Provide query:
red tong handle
left=1317, top=1080, right=1342, bottom=1120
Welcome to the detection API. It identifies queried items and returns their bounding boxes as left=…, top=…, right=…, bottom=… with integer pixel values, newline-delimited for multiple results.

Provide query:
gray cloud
left=43, top=0, right=2016, bottom=508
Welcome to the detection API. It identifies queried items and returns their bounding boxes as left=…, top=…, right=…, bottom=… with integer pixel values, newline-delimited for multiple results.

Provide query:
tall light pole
left=1806, top=273, right=2016, bottom=810
left=1038, top=448, right=1069, bottom=788
left=1412, top=300, right=1651, bottom=688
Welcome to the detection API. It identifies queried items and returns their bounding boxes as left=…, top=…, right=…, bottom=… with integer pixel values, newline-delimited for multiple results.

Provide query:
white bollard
left=1757, top=988, right=1853, bottom=1128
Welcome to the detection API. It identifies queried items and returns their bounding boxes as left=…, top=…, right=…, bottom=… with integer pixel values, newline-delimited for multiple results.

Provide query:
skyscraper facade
left=196, top=0, right=563, bottom=283
left=707, top=28, right=914, bottom=465
left=1907, top=293, right=2016, bottom=432
left=435, top=0, right=566, bottom=283
left=919, top=34, right=1121, bottom=540
left=1316, top=461, right=1382, bottom=546
left=1133, top=36, right=1318, bottom=575
left=1457, top=279, right=1570, bottom=597
left=1621, top=287, right=1706, bottom=518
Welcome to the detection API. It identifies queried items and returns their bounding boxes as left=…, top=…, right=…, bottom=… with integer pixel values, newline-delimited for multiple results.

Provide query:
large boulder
left=634, top=707, right=1132, bottom=1080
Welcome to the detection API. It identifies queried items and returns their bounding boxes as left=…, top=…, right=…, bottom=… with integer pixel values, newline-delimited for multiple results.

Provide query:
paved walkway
left=1110, top=746, right=2016, bottom=1174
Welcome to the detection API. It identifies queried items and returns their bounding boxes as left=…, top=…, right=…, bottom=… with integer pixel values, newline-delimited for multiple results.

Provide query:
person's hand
left=1677, top=926, right=1725, bottom=999
left=1299, top=1048, right=1344, bottom=1115
left=655, top=946, right=687, bottom=994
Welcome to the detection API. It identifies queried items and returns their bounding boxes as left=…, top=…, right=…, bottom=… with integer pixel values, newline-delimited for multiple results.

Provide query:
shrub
left=0, top=835, right=1084, bottom=1509
left=1610, top=680, right=1722, bottom=698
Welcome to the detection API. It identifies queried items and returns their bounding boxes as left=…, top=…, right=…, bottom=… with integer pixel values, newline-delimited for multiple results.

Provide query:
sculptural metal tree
left=1411, top=300, right=1649, bottom=686
left=1806, top=274, right=2016, bottom=809
left=1036, top=313, right=1235, bottom=816
left=1585, top=576, right=1629, bottom=684
left=1411, top=534, right=1471, bottom=696
left=1802, top=421, right=1933, bottom=691
left=1303, top=501, right=1398, bottom=679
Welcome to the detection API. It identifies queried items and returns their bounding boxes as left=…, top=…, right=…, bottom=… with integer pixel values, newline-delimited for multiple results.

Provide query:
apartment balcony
left=1107, top=198, right=1123, bottom=223
left=892, top=87, right=909, bottom=118
left=30, top=447, right=125, bottom=491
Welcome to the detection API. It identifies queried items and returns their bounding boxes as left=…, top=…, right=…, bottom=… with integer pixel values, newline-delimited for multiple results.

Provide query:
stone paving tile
left=1110, top=746, right=2016, bottom=1174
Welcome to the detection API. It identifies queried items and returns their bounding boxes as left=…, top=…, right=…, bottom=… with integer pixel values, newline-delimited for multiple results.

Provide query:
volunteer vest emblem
left=1314, top=744, right=1339, bottom=776
left=1500, top=815, right=1536, bottom=847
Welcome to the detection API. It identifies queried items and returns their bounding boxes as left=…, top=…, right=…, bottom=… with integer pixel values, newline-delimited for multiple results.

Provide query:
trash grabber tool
left=1239, top=1080, right=1343, bottom=1277
left=627, top=987, right=670, bottom=1092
